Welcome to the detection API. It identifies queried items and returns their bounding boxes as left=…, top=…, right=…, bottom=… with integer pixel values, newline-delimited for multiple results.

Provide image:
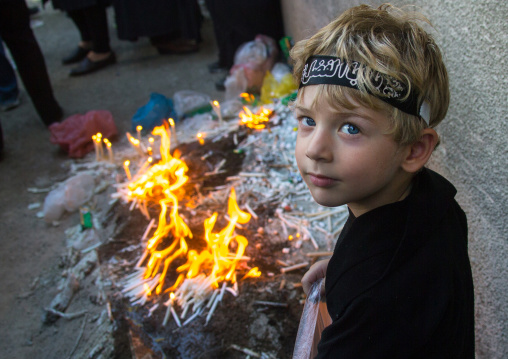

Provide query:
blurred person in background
left=112, top=0, right=202, bottom=55
left=0, top=0, right=62, bottom=126
left=0, top=37, right=20, bottom=112
left=52, top=0, right=116, bottom=76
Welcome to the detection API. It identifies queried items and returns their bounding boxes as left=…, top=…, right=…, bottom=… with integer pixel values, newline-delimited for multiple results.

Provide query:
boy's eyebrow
left=293, top=104, right=313, bottom=114
left=294, top=103, right=376, bottom=122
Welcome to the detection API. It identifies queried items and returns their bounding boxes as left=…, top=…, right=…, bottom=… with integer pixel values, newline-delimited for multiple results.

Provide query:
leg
left=62, top=9, right=93, bottom=65
left=0, top=38, right=20, bottom=109
left=82, top=4, right=111, bottom=54
left=205, top=0, right=230, bottom=68
left=0, top=0, right=62, bottom=125
left=69, top=4, right=116, bottom=76
left=67, top=9, right=93, bottom=45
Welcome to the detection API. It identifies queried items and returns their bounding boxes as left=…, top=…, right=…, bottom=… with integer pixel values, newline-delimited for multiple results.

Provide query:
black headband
left=299, top=55, right=429, bottom=124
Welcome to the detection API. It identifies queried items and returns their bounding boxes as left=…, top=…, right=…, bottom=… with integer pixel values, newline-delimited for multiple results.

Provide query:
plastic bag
left=43, top=173, right=95, bottom=223
left=293, top=279, right=332, bottom=359
left=49, top=110, right=117, bottom=158
left=260, top=63, right=297, bottom=104
left=63, top=173, right=95, bottom=212
left=220, top=99, right=244, bottom=118
left=43, top=185, right=66, bottom=223
left=173, top=90, right=211, bottom=119
left=225, top=67, right=248, bottom=100
left=131, top=92, right=175, bottom=133
left=229, top=34, right=279, bottom=93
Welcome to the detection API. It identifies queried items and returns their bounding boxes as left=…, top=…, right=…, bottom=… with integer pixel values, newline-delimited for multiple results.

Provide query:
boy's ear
left=401, top=128, right=439, bottom=173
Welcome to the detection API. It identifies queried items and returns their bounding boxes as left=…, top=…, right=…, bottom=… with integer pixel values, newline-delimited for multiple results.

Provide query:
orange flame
left=239, top=106, right=273, bottom=129
left=176, top=187, right=251, bottom=288
left=124, top=123, right=257, bottom=302
left=241, top=267, right=262, bottom=280
left=240, top=93, right=256, bottom=104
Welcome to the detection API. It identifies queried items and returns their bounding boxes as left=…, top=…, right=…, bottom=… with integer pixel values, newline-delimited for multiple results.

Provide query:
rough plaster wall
left=281, top=0, right=508, bottom=358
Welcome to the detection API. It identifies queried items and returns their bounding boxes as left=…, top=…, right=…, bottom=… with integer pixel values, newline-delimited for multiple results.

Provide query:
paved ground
left=0, top=5, right=224, bottom=357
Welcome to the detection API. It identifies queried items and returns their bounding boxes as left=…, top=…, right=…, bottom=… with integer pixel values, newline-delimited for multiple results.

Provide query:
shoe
left=69, top=53, right=116, bottom=77
left=207, top=61, right=228, bottom=74
left=62, top=46, right=91, bottom=65
left=0, top=94, right=20, bottom=112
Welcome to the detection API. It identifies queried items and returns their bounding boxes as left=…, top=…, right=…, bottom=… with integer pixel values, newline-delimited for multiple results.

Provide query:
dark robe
left=52, top=0, right=111, bottom=12
left=317, top=168, right=475, bottom=358
left=112, top=0, right=202, bottom=42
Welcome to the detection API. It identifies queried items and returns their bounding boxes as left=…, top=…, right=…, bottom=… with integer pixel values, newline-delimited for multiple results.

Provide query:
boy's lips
left=307, top=172, right=338, bottom=187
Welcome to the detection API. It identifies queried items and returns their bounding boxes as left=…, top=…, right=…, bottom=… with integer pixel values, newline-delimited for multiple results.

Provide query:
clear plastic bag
left=173, top=90, right=211, bottom=119
left=293, top=279, right=332, bottom=359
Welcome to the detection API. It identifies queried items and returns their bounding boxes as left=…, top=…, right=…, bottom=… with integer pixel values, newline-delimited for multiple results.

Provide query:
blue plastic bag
left=131, top=93, right=176, bottom=133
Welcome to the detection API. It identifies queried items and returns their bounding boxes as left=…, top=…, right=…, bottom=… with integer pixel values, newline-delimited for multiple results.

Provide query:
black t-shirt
left=316, top=168, right=475, bottom=358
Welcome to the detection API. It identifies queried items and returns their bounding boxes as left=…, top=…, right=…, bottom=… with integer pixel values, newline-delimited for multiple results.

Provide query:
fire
left=121, top=122, right=259, bottom=307
left=239, top=106, right=273, bottom=129
left=196, top=132, right=205, bottom=145
left=241, top=267, right=262, bottom=280
left=240, top=92, right=256, bottom=104
left=176, top=187, right=251, bottom=288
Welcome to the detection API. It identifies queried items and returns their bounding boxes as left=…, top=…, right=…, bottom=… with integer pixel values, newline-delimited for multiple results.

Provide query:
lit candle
left=168, top=118, right=178, bottom=145
left=104, top=138, right=113, bottom=163
left=138, top=156, right=153, bottom=173
left=96, top=133, right=104, bottom=160
left=92, top=134, right=99, bottom=161
left=136, top=125, right=143, bottom=142
left=211, top=100, right=222, bottom=125
left=197, top=132, right=205, bottom=145
left=123, top=160, right=132, bottom=180
left=126, top=132, right=145, bottom=156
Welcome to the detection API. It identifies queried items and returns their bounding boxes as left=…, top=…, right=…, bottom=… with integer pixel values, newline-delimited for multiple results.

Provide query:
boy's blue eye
left=340, top=123, right=360, bottom=135
left=301, top=116, right=316, bottom=127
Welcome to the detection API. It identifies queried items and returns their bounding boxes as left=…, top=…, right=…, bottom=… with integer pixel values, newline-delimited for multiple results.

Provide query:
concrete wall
left=281, top=0, right=508, bottom=357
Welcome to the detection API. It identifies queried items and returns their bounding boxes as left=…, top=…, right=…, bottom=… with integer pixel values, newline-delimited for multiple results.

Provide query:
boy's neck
left=347, top=172, right=415, bottom=218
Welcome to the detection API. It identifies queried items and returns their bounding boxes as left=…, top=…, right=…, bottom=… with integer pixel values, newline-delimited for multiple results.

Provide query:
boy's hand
left=301, top=259, right=330, bottom=296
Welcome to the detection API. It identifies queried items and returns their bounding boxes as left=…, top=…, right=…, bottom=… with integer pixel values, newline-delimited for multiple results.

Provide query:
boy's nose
left=305, top=130, right=333, bottom=162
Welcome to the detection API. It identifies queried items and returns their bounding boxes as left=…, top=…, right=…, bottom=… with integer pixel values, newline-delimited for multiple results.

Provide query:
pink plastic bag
left=49, top=110, right=117, bottom=158
left=229, top=34, right=279, bottom=92
left=293, top=279, right=332, bottom=359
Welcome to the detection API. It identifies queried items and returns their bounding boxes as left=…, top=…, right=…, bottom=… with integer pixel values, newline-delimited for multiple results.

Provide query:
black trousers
left=0, top=0, right=61, bottom=125
left=68, top=4, right=111, bottom=53
left=205, top=0, right=284, bottom=68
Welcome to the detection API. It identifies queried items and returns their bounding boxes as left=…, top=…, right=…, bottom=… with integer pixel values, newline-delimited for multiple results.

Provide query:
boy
left=290, top=4, right=474, bottom=358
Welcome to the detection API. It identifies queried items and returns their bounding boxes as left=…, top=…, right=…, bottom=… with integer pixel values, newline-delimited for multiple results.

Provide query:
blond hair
left=290, top=4, right=449, bottom=145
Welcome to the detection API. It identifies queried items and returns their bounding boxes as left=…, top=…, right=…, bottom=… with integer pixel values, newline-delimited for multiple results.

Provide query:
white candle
left=138, top=157, right=153, bottom=174
left=126, top=132, right=145, bottom=156
left=96, top=133, right=104, bottom=160
left=104, top=138, right=113, bottom=163
left=136, top=125, right=142, bottom=142
left=211, top=100, right=222, bottom=125
left=123, top=160, right=132, bottom=180
left=92, top=135, right=99, bottom=161
left=168, top=118, right=178, bottom=145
